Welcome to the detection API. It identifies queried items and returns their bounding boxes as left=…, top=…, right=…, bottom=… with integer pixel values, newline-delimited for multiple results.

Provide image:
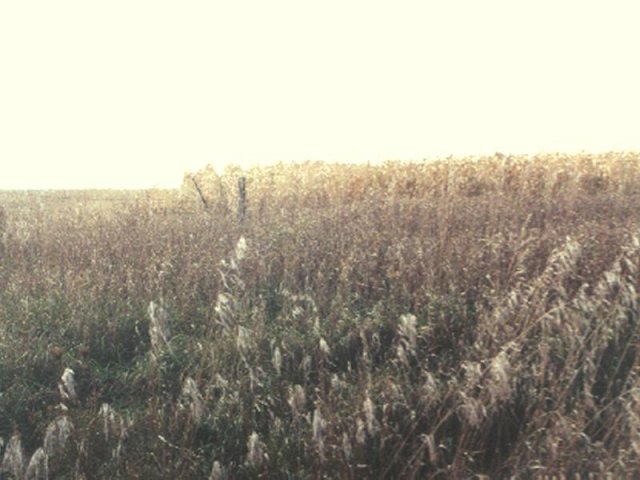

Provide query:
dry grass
left=1, top=152, right=640, bottom=478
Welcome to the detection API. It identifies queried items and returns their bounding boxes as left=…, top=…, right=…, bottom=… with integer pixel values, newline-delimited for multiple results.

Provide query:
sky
left=1, top=1, right=639, bottom=189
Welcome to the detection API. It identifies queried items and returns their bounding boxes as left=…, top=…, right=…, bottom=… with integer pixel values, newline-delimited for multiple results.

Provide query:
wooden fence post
left=238, top=176, right=246, bottom=223
left=190, top=175, right=209, bottom=210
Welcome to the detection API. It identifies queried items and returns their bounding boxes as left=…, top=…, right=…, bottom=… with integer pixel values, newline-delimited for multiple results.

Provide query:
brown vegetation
left=1, top=152, right=640, bottom=478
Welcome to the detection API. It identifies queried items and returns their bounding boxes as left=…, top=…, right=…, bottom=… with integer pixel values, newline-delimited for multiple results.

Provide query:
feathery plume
left=458, top=392, right=486, bottom=427
left=214, top=293, right=234, bottom=331
left=319, top=337, right=330, bottom=356
left=181, top=377, right=206, bottom=424
left=236, top=326, right=251, bottom=355
left=396, top=313, right=417, bottom=368
left=25, top=447, right=48, bottom=480
left=288, top=384, right=306, bottom=415
left=341, top=432, right=352, bottom=460
left=246, top=432, right=264, bottom=468
left=1, top=434, right=25, bottom=479
left=209, top=460, right=224, bottom=480
left=423, top=433, right=438, bottom=464
left=331, top=374, right=341, bottom=392
left=396, top=344, right=409, bottom=367
left=99, top=403, right=117, bottom=441
left=355, top=419, right=366, bottom=445
left=272, top=346, right=282, bottom=375
left=312, top=408, right=326, bottom=461
left=312, top=408, right=325, bottom=442
left=398, top=314, right=417, bottom=352
left=235, top=236, right=247, bottom=261
left=489, top=350, right=512, bottom=404
left=59, top=368, right=77, bottom=403
left=364, top=394, right=378, bottom=436
left=98, top=403, right=129, bottom=462
left=44, top=415, right=73, bottom=456
left=148, top=301, right=171, bottom=355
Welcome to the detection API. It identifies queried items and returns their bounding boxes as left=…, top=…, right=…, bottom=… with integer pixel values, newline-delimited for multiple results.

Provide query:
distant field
left=1, top=153, right=640, bottom=478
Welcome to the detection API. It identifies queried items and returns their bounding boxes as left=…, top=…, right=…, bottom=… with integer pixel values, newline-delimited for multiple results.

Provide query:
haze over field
left=1, top=1, right=639, bottom=189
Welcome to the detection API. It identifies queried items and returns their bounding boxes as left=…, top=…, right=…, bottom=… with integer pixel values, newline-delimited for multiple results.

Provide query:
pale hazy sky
left=1, top=1, right=639, bottom=189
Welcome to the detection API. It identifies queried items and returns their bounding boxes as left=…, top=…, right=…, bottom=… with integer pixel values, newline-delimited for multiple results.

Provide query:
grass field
left=1, top=153, right=640, bottom=478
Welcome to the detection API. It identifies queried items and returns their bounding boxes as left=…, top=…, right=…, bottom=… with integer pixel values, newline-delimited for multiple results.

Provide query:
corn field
left=1, top=152, right=640, bottom=478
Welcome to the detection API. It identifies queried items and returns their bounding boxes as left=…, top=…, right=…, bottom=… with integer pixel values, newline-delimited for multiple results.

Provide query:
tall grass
left=1, top=152, right=640, bottom=478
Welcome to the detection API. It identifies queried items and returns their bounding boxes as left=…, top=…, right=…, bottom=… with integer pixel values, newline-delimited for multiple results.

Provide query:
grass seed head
left=396, top=344, right=409, bottom=367
left=246, top=432, right=264, bottom=468
left=319, top=337, right=330, bottom=356
left=44, top=415, right=73, bottom=456
left=331, top=374, right=341, bottom=392
left=313, top=408, right=326, bottom=461
left=272, top=346, right=282, bottom=375
left=355, top=419, right=366, bottom=445
left=59, top=368, right=77, bottom=404
left=288, top=385, right=306, bottom=415
left=236, top=326, right=251, bottom=355
left=98, top=403, right=129, bottom=463
left=99, top=403, right=116, bottom=441
left=1, top=434, right=25, bottom=479
left=364, top=394, right=378, bottom=436
left=312, top=408, right=325, bottom=443
left=209, top=460, right=224, bottom=480
left=489, top=350, right=512, bottom=404
left=341, top=432, right=352, bottom=460
left=181, top=377, right=206, bottom=424
left=25, top=447, right=48, bottom=480
left=398, top=313, right=417, bottom=353
left=235, top=236, right=247, bottom=261
left=148, top=300, right=171, bottom=355
left=458, top=392, right=486, bottom=427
